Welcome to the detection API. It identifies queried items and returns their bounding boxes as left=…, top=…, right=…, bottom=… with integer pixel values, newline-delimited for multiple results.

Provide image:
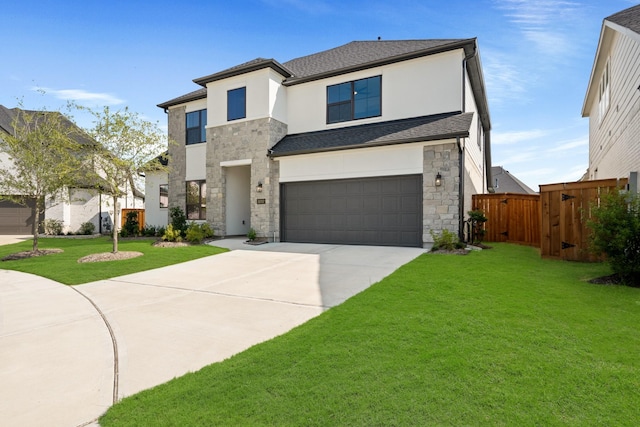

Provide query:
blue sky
left=1, top=0, right=638, bottom=190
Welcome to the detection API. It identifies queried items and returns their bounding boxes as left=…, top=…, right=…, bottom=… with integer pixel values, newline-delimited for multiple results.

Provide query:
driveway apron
left=0, top=240, right=424, bottom=426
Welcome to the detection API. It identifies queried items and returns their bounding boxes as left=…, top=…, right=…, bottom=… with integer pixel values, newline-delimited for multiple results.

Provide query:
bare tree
left=83, top=106, right=168, bottom=253
left=0, top=105, right=86, bottom=251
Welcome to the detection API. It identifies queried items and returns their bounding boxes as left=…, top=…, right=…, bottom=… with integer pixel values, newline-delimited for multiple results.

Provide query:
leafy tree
left=587, top=188, right=640, bottom=286
left=0, top=105, right=86, bottom=251
left=83, top=106, right=168, bottom=253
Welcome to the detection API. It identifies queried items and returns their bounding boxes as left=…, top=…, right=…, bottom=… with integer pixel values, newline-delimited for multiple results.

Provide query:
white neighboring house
left=0, top=105, right=143, bottom=235
left=151, top=38, right=493, bottom=247
left=144, top=152, right=169, bottom=227
left=583, top=4, right=640, bottom=185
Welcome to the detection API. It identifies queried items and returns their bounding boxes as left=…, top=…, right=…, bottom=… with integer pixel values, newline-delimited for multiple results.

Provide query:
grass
left=99, top=243, right=640, bottom=426
left=0, top=236, right=227, bottom=285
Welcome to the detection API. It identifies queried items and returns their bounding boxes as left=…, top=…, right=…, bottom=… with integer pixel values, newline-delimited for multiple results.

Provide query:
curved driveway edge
left=0, top=241, right=425, bottom=426
left=0, top=270, right=114, bottom=427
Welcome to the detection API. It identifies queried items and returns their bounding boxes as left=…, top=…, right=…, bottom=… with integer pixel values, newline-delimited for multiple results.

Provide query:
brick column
left=423, top=143, right=460, bottom=245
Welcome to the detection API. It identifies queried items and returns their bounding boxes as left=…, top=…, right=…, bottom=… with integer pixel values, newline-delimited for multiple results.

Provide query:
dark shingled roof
left=270, top=111, right=473, bottom=156
left=282, top=39, right=472, bottom=85
left=157, top=88, right=207, bottom=110
left=607, top=4, right=640, bottom=34
left=491, top=166, right=536, bottom=194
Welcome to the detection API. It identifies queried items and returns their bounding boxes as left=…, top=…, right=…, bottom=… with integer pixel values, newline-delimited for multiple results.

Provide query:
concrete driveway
left=0, top=238, right=424, bottom=426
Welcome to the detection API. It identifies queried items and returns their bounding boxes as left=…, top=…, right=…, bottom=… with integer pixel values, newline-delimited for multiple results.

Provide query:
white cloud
left=33, top=87, right=124, bottom=106
left=492, top=129, right=548, bottom=145
left=547, top=135, right=588, bottom=152
left=483, top=53, right=529, bottom=105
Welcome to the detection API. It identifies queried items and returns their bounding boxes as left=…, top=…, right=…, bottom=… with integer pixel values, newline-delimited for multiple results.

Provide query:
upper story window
left=327, top=76, right=381, bottom=124
left=598, top=60, right=610, bottom=123
left=186, top=109, right=207, bottom=145
left=227, top=87, right=246, bottom=121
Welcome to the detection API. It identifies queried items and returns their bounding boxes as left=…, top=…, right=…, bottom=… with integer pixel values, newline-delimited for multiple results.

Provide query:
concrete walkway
left=0, top=238, right=424, bottom=426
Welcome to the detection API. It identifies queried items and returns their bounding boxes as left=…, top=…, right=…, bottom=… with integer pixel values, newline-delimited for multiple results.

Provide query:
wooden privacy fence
left=120, top=208, right=145, bottom=231
left=540, top=178, right=627, bottom=262
left=472, top=193, right=541, bottom=247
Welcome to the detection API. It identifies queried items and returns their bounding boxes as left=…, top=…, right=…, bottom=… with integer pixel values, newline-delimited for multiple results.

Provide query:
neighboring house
left=0, top=105, right=143, bottom=235
left=491, top=166, right=536, bottom=194
left=154, top=39, right=492, bottom=247
left=582, top=4, right=640, bottom=183
left=144, top=152, right=169, bottom=227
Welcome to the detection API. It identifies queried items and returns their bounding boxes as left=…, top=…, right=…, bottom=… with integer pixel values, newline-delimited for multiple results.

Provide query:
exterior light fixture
left=256, top=182, right=263, bottom=192
left=435, top=172, right=442, bottom=187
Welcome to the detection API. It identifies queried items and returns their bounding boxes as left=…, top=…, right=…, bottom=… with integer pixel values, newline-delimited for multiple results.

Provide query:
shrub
left=466, top=209, right=488, bottom=244
left=185, top=222, right=215, bottom=244
left=169, top=207, right=188, bottom=238
left=44, top=219, right=63, bottom=235
left=122, top=211, right=140, bottom=237
left=142, top=224, right=157, bottom=237
left=430, top=229, right=465, bottom=251
left=78, top=221, right=95, bottom=235
left=247, top=227, right=257, bottom=241
left=587, top=188, right=640, bottom=286
left=162, top=224, right=183, bottom=242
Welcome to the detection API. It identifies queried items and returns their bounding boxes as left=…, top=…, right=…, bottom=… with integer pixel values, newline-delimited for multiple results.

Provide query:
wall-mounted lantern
left=435, top=172, right=442, bottom=187
left=256, top=182, right=263, bottom=193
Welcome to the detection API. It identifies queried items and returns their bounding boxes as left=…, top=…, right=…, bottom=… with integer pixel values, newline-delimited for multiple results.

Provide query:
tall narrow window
left=327, top=76, right=381, bottom=124
left=227, top=87, right=246, bottom=121
left=159, top=184, right=168, bottom=208
left=186, top=180, right=206, bottom=220
left=598, top=60, right=610, bottom=123
left=186, top=109, right=207, bottom=145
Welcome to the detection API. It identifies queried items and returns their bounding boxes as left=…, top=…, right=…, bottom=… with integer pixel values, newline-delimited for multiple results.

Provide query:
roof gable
left=607, top=4, right=640, bottom=34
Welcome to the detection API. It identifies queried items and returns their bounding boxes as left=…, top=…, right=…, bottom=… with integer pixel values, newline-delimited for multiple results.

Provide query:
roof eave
left=582, top=23, right=610, bottom=117
left=282, top=38, right=477, bottom=87
left=269, top=132, right=469, bottom=158
left=193, top=59, right=293, bottom=87
left=157, top=91, right=207, bottom=110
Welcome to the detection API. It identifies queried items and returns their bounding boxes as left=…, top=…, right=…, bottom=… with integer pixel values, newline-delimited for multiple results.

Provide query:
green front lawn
left=99, top=243, right=640, bottom=426
left=0, top=237, right=227, bottom=285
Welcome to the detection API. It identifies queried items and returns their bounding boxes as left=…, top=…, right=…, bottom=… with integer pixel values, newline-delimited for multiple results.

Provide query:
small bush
left=169, top=207, right=188, bottom=238
left=247, top=227, right=257, bottom=241
left=142, top=225, right=158, bottom=237
left=162, top=224, right=183, bottom=242
left=430, top=229, right=465, bottom=251
left=587, top=188, right=640, bottom=286
left=185, top=222, right=215, bottom=244
left=78, top=221, right=95, bottom=235
left=44, top=219, right=63, bottom=235
left=122, top=211, right=140, bottom=237
left=466, top=209, right=488, bottom=244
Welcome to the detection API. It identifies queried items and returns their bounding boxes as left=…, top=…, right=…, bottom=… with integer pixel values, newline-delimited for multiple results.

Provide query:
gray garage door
left=0, top=198, right=39, bottom=235
left=281, top=175, right=422, bottom=247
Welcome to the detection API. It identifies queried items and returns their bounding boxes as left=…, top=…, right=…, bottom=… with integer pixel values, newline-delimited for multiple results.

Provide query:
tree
left=587, top=188, right=640, bottom=286
left=0, top=105, right=85, bottom=251
left=83, top=106, right=168, bottom=253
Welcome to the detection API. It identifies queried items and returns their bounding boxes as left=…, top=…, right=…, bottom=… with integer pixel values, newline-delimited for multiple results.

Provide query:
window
left=327, top=76, right=381, bottom=124
left=227, top=87, right=246, bottom=121
left=186, top=109, right=207, bottom=145
left=159, top=184, right=168, bottom=208
left=598, top=60, right=610, bottom=123
left=186, top=180, right=206, bottom=220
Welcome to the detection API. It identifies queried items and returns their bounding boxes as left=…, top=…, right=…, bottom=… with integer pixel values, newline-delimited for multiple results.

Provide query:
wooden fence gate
left=539, top=178, right=627, bottom=261
left=121, top=208, right=145, bottom=232
left=472, top=193, right=541, bottom=247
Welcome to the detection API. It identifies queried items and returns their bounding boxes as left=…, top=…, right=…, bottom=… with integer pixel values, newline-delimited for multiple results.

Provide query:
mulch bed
left=2, top=249, right=63, bottom=261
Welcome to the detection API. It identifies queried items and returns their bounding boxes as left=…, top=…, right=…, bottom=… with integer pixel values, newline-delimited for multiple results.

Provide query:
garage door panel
left=282, top=175, right=422, bottom=247
left=0, top=198, right=42, bottom=235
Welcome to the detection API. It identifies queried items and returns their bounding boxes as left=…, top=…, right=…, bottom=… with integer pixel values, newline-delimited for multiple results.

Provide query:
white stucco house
left=0, top=105, right=143, bottom=235
left=150, top=38, right=493, bottom=247
left=583, top=4, right=640, bottom=186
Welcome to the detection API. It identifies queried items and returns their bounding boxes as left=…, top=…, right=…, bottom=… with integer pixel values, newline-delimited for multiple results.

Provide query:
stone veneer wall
left=167, top=106, right=187, bottom=212
left=423, top=143, right=461, bottom=245
left=207, top=117, right=287, bottom=239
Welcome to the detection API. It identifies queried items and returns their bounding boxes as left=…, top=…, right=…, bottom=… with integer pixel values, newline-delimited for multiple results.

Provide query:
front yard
left=98, top=243, right=640, bottom=426
left=0, top=237, right=227, bottom=285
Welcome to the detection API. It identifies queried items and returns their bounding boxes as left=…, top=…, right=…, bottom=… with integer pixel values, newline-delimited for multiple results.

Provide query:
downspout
left=459, top=43, right=477, bottom=242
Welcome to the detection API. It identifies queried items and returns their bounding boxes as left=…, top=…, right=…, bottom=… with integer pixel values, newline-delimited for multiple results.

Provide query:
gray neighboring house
left=491, top=166, right=536, bottom=194
left=153, top=39, right=493, bottom=247
left=0, top=105, right=142, bottom=235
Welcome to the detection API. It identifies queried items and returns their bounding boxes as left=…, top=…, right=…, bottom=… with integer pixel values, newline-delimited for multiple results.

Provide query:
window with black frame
left=227, top=87, right=246, bottom=121
left=186, top=180, right=206, bottom=220
left=327, top=76, right=381, bottom=124
left=159, top=184, right=168, bottom=208
left=186, top=110, right=207, bottom=145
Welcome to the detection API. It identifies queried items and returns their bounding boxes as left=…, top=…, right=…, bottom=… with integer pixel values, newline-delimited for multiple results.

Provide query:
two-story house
left=583, top=4, right=640, bottom=185
left=153, top=39, right=492, bottom=247
left=0, top=104, right=143, bottom=235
